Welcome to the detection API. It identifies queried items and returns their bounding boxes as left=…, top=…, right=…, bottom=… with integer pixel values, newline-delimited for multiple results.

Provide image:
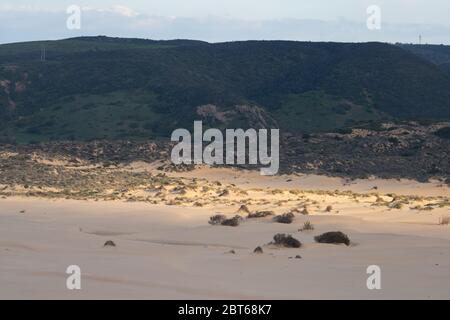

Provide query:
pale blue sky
left=1, top=0, right=449, bottom=44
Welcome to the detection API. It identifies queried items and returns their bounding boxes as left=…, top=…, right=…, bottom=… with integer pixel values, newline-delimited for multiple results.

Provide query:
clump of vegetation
left=209, top=214, right=227, bottom=225
left=237, top=205, right=250, bottom=214
left=299, top=221, right=314, bottom=231
left=103, top=240, right=116, bottom=247
left=325, top=205, right=333, bottom=212
left=389, top=201, right=404, bottom=209
left=411, top=205, right=434, bottom=211
left=171, top=187, right=186, bottom=195
left=270, top=189, right=284, bottom=195
left=218, top=189, right=230, bottom=197
left=272, top=234, right=302, bottom=248
left=314, top=231, right=350, bottom=246
left=253, top=246, right=264, bottom=254
left=375, top=196, right=385, bottom=203
left=221, top=216, right=243, bottom=227
left=247, top=211, right=274, bottom=219
left=301, top=207, right=310, bottom=215
left=439, top=216, right=450, bottom=225
left=273, top=212, right=295, bottom=224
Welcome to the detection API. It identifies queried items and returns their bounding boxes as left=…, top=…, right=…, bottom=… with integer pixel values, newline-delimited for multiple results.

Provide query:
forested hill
left=1, top=36, right=450, bottom=143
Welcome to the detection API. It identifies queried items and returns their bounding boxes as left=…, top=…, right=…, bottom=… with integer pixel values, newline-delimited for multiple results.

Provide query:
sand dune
left=1, top=168, right=449, bottom=300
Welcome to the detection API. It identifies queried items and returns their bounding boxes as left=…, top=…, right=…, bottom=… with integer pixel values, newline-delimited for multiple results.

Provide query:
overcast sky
left=1, top=0, right=450, bottom=44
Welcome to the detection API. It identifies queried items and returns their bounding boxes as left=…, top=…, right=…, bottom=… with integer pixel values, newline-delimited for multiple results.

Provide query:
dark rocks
left=314, top=231, right=350, bottom=246
left=272, top=234, right=301, bottom=248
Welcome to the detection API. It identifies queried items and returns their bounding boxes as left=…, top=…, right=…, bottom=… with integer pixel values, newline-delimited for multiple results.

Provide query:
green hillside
left=1, top=36, right=450, bottom=143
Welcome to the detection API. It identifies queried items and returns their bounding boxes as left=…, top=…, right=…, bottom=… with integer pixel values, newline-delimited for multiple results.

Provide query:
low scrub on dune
left=209, top=214, right=243, bottom=227
left=237, top=205, right=250, bottom=214
left=439, top=216, right=450, bottom=225
left=299, top=221, right=314, bottom=231
left=209, top=214, right=227, bottom=225
left=247, top=211, right=274, bottom=219
left=273, top=212, right=295, bottom=224
left=271, top=234, right=302, bottom=248
left=253, top=246, right=264, bottom=254
left=221, top=216, right=243, bottom=227
left=314, top=231, right=350, bottom=246
left=103, top=240, right=116, bottom=247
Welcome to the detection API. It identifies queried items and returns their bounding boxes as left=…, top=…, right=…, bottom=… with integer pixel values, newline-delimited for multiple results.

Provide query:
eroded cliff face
left=196, top=104, right=279, bottom=130
left=0, top=65, right=31, bottom=114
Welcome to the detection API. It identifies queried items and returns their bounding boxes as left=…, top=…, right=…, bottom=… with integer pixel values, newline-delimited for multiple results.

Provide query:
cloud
left=0, top=5, right=449, bottom=44
left=0, top=4, right=59, bottom=13
left=111, top=5, right=139, bottom=18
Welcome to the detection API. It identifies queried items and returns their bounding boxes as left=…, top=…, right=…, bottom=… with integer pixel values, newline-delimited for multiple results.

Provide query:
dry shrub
left=209, top=214, right=227, bottom=225
left=272, top=234, right=301, bottom=248
left=314, top=231, right=350, bottom=246
left=237, top=205, right=250, bottom=214
left=221, top=215, right=243, bottom=227
left=253, top=246, right=264, bottom=254
left=248, top=211, right=274, bottom=219
left=273, top=212, right=295, bottom=224
left=300, top=221, right=314, bottom=231
left=104, top=240, right=116, bottom=247
left=439, top=216, right=450, bottom=225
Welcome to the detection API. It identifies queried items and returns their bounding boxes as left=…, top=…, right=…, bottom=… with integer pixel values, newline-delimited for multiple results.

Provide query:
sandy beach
left=1, top=168, right=449, bottom=300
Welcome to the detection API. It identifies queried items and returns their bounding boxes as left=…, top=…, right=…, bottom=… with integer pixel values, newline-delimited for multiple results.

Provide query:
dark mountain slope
left=441, top=62, right=450, bottom=74
left=1, top=37, right=450, bottom=143
left=399, top=43, right=450, bottom=66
